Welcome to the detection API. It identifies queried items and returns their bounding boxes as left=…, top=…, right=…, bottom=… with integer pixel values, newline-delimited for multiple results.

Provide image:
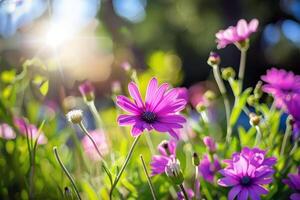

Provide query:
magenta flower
left=199, top=154, right=221, bottom=183
left=177, top=188, right=195, bottom=200
left=0, top=123, right=16, bottom=140
left=283, top=166, right=300, bottom=200
left=285, top=94, right=300, bottom=140
left=14, top=118, right=48, bottom=145
left=81, top=129, right=109, bottom=161
left=150, top=140, right=176, bottom=176
left=261, top=68, right=300, bottom=109
left=218, top=147, right=277, bottom=200
left=203, top=136, right=216, bottom=152
left=79, top=80, right=94, bottom=96
left=177, top=87, right=189, bottom=103
left=216, top=19, right=259, bottom=49
left=116, top=77, right=187, bottom=139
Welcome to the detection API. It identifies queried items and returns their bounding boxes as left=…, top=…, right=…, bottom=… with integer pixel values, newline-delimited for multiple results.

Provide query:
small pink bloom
left=14, top=117, right=48, bottom=145
left=203, top=136, right=216, bottom=152
left=120, top=61, right=131, bottom=71
left=216, top=19, right=259, bottom=49
left=79, top=80, right=94, bottom=96
left=81, top=130, right=109, bottom=161
left=0, top=123, right=16, bottom=140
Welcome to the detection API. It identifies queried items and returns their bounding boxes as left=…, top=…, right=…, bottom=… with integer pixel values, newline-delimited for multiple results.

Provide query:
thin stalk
left=145, top=132, right=155, bottom=155
left=280, top=117, right=292, bottom=157
left=212, top=65, right=231, bottom=142
left=53, top=147, right=82, bottom=200
left=140, top=155, right=157, bottom=200
left=179, top=184, right=189, bottom=200
left=87, top=101, right=104, bottom=129
left=238, top=49, right=247, bottom=90
left=254, top=126, right=262, bottom=146
left=79, top=122, right=104, bottom=158
left=289, top=139, right=299, bottom=156
left=194, top=166, right=200, bottom=200
left=110, top=135, right=141, bottom=199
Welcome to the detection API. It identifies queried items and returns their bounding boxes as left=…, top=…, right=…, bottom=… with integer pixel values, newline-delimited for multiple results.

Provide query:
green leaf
left=230, top=87, right=252, bottom=126
left=81, top=181, right=99, bottom=200
left=32, top=75, right=49, bottom=96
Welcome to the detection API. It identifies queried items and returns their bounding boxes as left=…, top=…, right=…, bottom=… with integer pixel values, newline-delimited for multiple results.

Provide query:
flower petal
left=228, top=186, right=242, bottom=200
left=237, top=19, right=248, bottom=37
left=249, top=19, right=259, bottom=32
left=145, top=77, right=158, bottom=105
left=237, top=188, right=248, bottom=200
left=116, top=95, right=141, bottom=114
left=117, top=115, right=138, bottom=125
left=218, top=177, right=239, bottom=187
left=128, top=82, right=144, bottom=109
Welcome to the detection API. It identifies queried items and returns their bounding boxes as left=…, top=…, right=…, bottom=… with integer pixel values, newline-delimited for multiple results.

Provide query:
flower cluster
left=218, top=147, right=277, bottom=200
left=283, top=167, right=300, bottom=200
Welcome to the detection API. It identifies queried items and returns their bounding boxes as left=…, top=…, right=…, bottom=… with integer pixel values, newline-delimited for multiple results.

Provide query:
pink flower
left=203, top=136, right=216, bottom=152
left=283, top=166, right=300, bottom=200
left=14, top=118, right=47, bottom=145
left=116, top=77, right=187, bottom=139
left=79, top=80, right=94, bottom=95
left=199, top=154, right=221, bottom=183
left=81, top=130, right=109, bottom=161
left=0, top=123, right=16, bottom=140
left=216, top=19, right=259, bottom=49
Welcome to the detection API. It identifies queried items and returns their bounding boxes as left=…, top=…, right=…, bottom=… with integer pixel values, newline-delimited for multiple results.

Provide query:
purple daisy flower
left=216, top=19, right=259, bottom=49
left=261, top=68, right=300, bottom=109
left=286, top=94, right=300, bottom=140
left=218, top=147, right=277, bottom=200
left=199, top=154, right=221, bottom=183
left=116, top=77, right=187, bottom=139
left=150, top=140, right=176, bottom=176
left=283, top=166, right=300, bottom=200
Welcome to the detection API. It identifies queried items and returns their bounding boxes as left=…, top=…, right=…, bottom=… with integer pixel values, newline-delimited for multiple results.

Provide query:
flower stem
left=238, top=49, right=247, bottom=90
left=194, top=166, right=200, bottom=199
left=110, top=135, right=141, bottom=199
left=280, top=117, right=292, bottom=156
left=254, top=125, right=262, bottom=146
left=289, top=138, right=299, bottom=156
left=212, top=65, right=231, bottom=142
left=87, top=101, right=104, bottom=129
left=140, top=154, right=157, bottom=200
left=145, top=132, right=155, bottom=155
left=53, top=147, right=82, bottom=200
left=179, top=184, right=189, bottom=200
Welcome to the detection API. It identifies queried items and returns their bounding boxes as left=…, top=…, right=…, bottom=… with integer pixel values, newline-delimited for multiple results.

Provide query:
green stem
left=179, top=184, right=189, bottom=200
left=110, top=135, right=141, bottom=199
left=145, top=132, right=155, bottom=155
left=87, top=101, right=104, bottom=129
left=53, top=147, right=82, bottom=200
left=212, top=65, right=231, bottom=142
left=140, top=155, right=157, bottom=200
left=289, top=139, right=299, bottom=156
left=238, top=49, right=247, bottom=90
left=280, top=117, right=292, bottom=157
left=194, top=166, right=200, bottom=200
left=254, top=126, right=262, bottom=146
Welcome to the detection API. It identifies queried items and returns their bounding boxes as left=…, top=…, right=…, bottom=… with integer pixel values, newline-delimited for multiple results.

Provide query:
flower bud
left=254, top=81, right=263, bottom=99
left=249, top=113, right=260, bottom=126
left=79, top=81, right=95, bottom=102
left=207, top=52, right=221, bottom=67
left=192, top=152, right=200, bottom=166
left=247, top=95, right=258, bottom=106
left=159, top=140, right=171, bottom=156
left=66, top=109, right=83, bottom=124
left=165, top=158, right=184, bottom=185
left=204, top=90, right=216, bottom=102
left=203, top=136, right=216, bottom=152
left=121, top=61, right=132, bottom=72
left=221, top=67, right=236, bottom=80
left=64, top=187, right=73, bottom=200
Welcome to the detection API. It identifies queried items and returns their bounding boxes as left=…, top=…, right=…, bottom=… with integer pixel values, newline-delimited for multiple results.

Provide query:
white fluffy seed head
left=66, top=109, right=83, bottom=124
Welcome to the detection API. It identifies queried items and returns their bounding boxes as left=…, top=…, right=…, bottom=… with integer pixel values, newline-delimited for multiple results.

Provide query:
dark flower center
left=141, top=111, right=157, bottom=123
left=240, top=176, right=252, bottom=186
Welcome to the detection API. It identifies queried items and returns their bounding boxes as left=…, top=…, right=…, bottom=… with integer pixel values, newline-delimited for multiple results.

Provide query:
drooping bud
left=79, top=81, right=95, bottom=102
left=204, top=90, right=216, bottom=102
left=207, top=52, right=221, bottom=67
left=203, top=136, right=216, bottom=153
left=159, top=140, right=171, bottom=156
left=221, top=67, right=236, bottom=80
left=66, top=109, right=83, bottom=124
left=192, top=152, right=200, bottom=166
left=249, top=113, right=260, bottom=126
left=165, top=158, right=184, bottom=185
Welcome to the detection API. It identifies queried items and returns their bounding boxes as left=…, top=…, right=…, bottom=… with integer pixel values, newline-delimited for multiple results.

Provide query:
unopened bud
left=221, top=67, right=236, bottom=80
left=247, top=95, right=258, bottom=106
left=165, top=158, right=184, bottom=185
left=254, top=81, right=263, bottom=99
left=203, top=136, right=216, bottom=152
left=207, top=52, right=221, bottom=66
left=249, top=113, right=260, bottom=126
left=192, top=152, right=200, bottom=166
left=204, top=90, right=216, bottom=102
left=159, top=140, right=171, bottom=156
left=66, top=109, right=83, bottom=124
left=79, top=81, right=95, bottom=102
